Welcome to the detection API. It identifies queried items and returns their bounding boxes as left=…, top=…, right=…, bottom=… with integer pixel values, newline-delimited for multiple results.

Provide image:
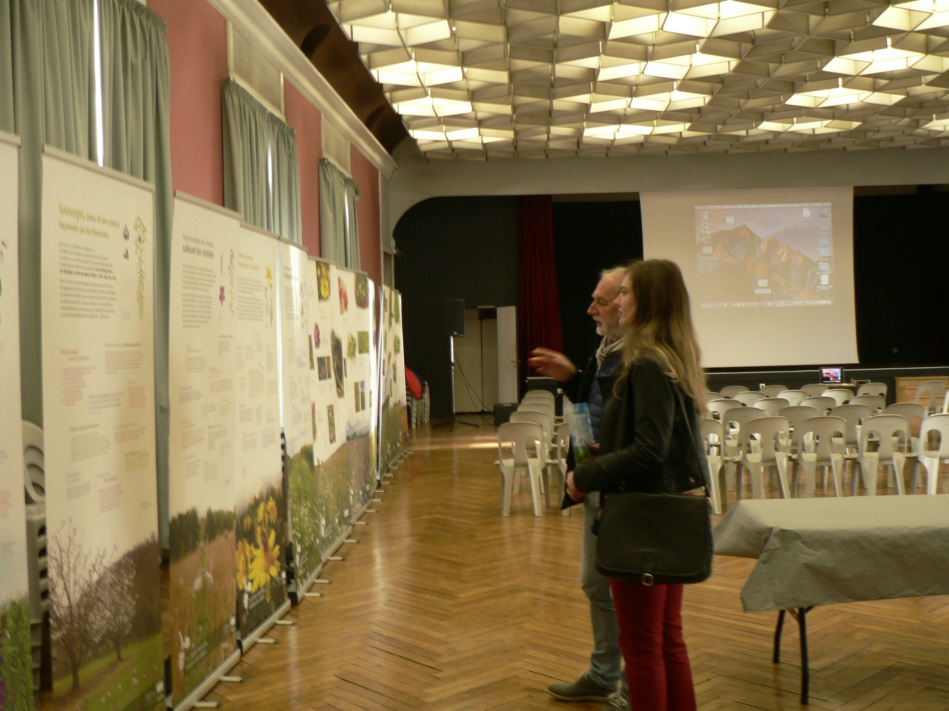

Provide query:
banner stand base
left=238, top=599, right=293, bottom=654
left=172, top=648, right=241, bottom=711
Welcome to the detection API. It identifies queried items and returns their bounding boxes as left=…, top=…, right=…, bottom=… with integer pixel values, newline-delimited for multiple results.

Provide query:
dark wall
left=395, top=190, right=949, bottom=418
left=552, top=200, right=643, bottom=370
left=395, top=196, right=520, bottom=419
left=853, top=190, right=948, bottom=366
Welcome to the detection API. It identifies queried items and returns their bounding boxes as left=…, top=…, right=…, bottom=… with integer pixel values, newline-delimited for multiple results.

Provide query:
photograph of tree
left=168, top=507, right=237, bottom=702
left=0, top=595, right=33, bottom=711
left=49, top=519, right=164, bottom=710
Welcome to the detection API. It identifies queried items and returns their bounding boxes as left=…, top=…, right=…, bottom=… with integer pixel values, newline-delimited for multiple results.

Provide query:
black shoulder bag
left=594, top=389, right=713, bottom=586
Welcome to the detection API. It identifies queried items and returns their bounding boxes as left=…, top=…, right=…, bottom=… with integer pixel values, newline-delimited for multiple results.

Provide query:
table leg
left=773, top=607, right=815, bottom=704
left=773, top=610, right=785, bottom=663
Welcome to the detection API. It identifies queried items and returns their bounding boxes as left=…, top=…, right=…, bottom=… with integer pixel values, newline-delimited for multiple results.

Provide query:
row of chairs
left=495, top=390, right=571, bottom=516
left=714, top=379, right=949, bottom=415
left=714, top=382, right=888, bottom=400
left=709, top=393, right=886, bottom=420
left=701, top=405, right=949, bottom=515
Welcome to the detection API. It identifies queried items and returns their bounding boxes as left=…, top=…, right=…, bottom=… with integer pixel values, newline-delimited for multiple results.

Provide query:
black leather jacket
left=573, top=356, right=708, bottom=496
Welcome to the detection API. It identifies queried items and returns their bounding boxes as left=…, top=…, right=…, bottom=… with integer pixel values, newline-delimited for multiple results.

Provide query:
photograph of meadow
left=0, top=595, right=33, bottom=711
left=168, top=507, right=237, bottom=702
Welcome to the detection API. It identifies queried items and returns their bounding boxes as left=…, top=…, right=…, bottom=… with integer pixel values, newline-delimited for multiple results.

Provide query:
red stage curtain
left=518, top=195, right=563, bottom=375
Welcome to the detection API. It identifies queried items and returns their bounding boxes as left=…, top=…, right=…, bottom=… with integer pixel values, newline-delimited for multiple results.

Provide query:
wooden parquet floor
left=205, top=420, right=949, bottom=711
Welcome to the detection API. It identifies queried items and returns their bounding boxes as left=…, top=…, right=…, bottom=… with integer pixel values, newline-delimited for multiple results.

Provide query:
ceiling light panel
left=324, top=0, right=949, bottom=157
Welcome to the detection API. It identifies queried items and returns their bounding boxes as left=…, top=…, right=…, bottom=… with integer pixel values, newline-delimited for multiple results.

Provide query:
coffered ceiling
left=267, top=0, right=949, bottom=160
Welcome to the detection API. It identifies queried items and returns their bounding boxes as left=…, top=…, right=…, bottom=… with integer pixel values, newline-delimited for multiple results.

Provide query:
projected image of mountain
left=695, top=203, right=833, bottom=308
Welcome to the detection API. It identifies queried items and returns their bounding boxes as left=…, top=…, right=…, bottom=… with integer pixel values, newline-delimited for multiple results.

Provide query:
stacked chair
left=496, top=388, right=571, bottom=516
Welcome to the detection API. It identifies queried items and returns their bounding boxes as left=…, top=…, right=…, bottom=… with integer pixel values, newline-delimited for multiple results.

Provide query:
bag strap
left=672, top=385, right=710, bottom=497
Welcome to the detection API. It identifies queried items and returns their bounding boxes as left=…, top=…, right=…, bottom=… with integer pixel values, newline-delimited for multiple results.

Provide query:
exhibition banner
left=167, top=195, right=240, bottom=704
left=291, top=259, right=337, bottom=578
left=281, top=246, right=322, bottom=589
left=336, top=267, right=376, bottom=511
left=233, top=225, right=287, bottom=639
left=279, top=241, right=312, bottom=457
left=0, top=133, right=34, bottom=711
left=40, top=149, right=164, bottom=710
left=379, top=286, right=408, bottom=470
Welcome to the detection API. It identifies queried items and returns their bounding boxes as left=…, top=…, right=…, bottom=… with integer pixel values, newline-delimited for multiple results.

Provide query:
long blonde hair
left=619, top=259, right=707, bottom=412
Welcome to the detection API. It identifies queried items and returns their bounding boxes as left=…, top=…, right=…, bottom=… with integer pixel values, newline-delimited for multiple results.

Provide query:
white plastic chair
left=849, top=394, right=884, bottom=414
left=495, top=422, right=545, bottom=516
left=777, top=389, right=808, bottom=407
left=546, top=422, right=572, bottom=514
left=23, top=421, right=45, bottom=504
left=914, top=380, right=947, bottom=416
left=884, top=402, right=927, bottom=444
left=523, top=389, right=555, bottom=405
left=512, top=408, right=552, bottom=444
left=801, top=383, right=827, bottom=397
left=857, top=414, right=911, bottom=495
left=722, top=406, right=766, bottom=442
left=758, top=397, right=790, bottom=417
left=801, top=396, right=836, bottom=416
left=822, top=388, right=853, bottom=407
left=735, top=391, right=766, bottom=406
left=790, top=416, right=846, bottom=498
left=912, top=414, right=949, bottom=495
left=831, top=404, right=872, bottom=454
left=831, top=403, right=872, bottom=489
left=720, top=385, right=749, bottom=398
left=780, top=405, right=819, bottom=434
left=706, top=398, right=743, bottom=422
left=519, top=396, right=555, bottom=418
left=722, top=407, right=766, bottom=492
left=760, top=384, right=789, bottom=397
left=736, top=416, right=791, bottom=499
left=509, top=412, right=551, bottom=499
left=857, top=381, right=888, bottom=398
left=700, top=418, right=726, bottom=514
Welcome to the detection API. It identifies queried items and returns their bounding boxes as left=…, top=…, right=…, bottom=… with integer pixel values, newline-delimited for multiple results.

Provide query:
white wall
left=383, top=142, right=949, bottom=239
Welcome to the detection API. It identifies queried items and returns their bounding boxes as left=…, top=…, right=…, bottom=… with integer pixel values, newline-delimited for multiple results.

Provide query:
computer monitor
left=819, top=366, right=844, bottom=385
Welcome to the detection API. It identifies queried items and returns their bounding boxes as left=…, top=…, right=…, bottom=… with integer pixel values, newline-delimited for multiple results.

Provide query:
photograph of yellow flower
left=235, top=486, right=287, bottom=637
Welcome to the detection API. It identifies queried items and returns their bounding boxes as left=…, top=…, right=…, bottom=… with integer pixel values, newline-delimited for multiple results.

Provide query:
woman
left=566, top=259, right=708, bottom=711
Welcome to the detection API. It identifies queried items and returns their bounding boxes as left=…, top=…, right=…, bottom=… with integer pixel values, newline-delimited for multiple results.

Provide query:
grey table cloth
left=713, top=495, right=949, bottom=612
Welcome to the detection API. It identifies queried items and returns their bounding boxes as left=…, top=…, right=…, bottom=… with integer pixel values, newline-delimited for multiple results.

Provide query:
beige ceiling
left=324, top=0, right=949, bottom=159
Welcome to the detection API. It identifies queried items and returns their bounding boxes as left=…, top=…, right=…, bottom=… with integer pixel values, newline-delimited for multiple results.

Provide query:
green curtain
left=1, top=0, right=96, bottom=426
left=319, top=158, right=361, bottom=269
left=0, top=0, right=15, bottom=132
left=222, top=79, right=302, bottom=243
left=99, top=0, right=173, bottom=547
left=270, top=113, right=302, bottom=243
left=41, top=0, right=96, bottom=157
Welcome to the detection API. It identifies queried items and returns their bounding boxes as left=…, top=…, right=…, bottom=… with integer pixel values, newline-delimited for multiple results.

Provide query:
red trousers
left=610, top=579, right=697, bottom=711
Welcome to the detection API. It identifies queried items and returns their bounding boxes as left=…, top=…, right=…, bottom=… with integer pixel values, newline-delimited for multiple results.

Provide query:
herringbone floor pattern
left=206, top=421, right=949, bottom=710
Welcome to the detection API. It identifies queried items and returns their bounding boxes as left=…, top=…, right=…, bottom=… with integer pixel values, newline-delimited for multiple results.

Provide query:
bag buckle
left=642, top=573, right=655, bottom=587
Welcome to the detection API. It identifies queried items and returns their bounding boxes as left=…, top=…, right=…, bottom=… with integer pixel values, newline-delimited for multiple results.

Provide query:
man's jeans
left=581, top=492, right=627, bottom=695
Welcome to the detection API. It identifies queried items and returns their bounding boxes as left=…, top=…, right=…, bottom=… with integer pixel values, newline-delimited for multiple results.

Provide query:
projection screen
left=641, top=187, right=858, bottom=368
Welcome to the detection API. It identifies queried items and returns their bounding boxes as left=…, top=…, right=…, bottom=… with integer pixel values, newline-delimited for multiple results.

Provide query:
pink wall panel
left=284, top=80, right=322, bottom=256
left=351, top=146, right=382, bottom=284
left=151, top=0, right=228, bottom=205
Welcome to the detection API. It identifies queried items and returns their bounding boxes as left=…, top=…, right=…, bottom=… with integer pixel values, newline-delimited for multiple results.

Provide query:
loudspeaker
left=444, top=298, right=466, bottom=337
left=493, top=403, right=517, bottom=426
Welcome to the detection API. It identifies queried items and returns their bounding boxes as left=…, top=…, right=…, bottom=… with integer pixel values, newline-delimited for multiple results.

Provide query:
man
left=528, top=266, right=628, bottom=710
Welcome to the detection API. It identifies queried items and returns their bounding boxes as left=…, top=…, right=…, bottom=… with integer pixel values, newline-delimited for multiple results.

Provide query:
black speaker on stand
left=440, top=298, right=478, bottom=430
